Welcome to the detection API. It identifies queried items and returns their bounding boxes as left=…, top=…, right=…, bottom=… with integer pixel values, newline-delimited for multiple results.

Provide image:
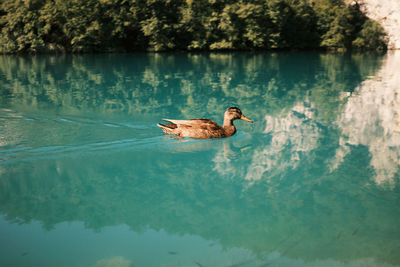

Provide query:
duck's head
left=224, top=107, right=253, bottom=123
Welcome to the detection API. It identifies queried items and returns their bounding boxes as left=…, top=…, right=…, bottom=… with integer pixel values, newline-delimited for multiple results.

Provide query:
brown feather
left=157, top=108, right=252, bottom=139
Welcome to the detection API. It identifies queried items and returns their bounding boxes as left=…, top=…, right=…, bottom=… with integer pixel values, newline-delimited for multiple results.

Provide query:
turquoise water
left=1, top=51, right=400, bottom=267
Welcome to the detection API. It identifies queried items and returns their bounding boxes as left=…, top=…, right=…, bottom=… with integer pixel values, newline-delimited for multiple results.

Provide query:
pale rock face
left=351, top=0, right=400, bottom=49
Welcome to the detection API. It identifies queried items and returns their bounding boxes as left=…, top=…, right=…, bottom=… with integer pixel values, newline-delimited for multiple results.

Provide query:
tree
left=0, top=0, right=388, bottom=53
left=0, top=0, right=48, bottom=53
left=352, top=20, right=387, bottom=50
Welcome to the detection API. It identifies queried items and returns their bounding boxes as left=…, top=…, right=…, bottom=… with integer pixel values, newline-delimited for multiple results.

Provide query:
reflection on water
left=1, top=52, right=400, bottom=267
left=331, top=51, right=400, bottom=187
left=245, top=102, right=321, bottom=183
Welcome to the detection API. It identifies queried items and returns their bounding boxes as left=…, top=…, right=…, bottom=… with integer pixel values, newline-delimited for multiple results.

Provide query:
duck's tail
left=157, top=122, right=177, bottom=135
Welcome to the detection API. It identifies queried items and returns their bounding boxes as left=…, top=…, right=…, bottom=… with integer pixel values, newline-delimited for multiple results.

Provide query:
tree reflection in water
left=0, top=52, right=399, bottom=266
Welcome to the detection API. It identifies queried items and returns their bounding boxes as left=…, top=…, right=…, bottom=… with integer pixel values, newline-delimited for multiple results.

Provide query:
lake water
left=0, top=51, right=399, bottom=267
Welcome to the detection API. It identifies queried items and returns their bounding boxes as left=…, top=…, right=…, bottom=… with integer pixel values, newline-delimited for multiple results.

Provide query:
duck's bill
left=240, top=115, right=253, bottom=123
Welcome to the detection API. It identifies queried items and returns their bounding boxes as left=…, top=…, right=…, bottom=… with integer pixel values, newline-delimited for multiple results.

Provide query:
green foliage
left=317, top=2, right=365, bottom=50
left=0, top=0, right=388, bottom=53
left=352, top=20, right=387, bottom=50
left=312, top=0, right=387, bottom=51
left=0, top=0, right=47, bottom=53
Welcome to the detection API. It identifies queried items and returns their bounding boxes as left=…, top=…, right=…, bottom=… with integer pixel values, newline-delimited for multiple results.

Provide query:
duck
left=157, top=107, right=253, bottom=139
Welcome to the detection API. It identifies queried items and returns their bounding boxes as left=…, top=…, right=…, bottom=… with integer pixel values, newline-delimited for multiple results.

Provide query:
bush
left=352, top=20, right=387, bottom=50
left=0, top=0, right=388, bottom=53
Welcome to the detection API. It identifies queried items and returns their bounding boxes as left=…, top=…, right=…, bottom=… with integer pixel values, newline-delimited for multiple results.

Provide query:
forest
left=0, top=0, right=388, bottom=53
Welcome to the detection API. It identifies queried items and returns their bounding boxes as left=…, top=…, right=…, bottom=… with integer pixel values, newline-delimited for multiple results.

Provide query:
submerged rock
left=94, top=256, right=133, bottom=267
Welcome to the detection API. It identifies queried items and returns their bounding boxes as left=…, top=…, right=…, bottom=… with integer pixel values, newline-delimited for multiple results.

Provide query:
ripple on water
left=0, top=135, right=174, bottom=165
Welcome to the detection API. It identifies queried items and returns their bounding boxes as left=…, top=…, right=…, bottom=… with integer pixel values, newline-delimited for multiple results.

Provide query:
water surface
left=1, top=51, right=400, bottom=267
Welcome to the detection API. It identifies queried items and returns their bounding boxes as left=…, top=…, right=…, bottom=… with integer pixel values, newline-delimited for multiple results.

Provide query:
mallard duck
left=157, top=107, right=253, bottom=139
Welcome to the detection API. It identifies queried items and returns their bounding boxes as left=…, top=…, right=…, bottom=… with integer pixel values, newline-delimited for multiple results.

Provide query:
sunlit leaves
left=352, top=20, right=387, bottom=50
left=0, top=0, right=388, bottom=53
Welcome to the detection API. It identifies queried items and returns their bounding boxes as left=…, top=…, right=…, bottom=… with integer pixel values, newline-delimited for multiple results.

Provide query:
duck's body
left=157, top=107, right=253, bottom=139
left=158, top=118, right=231, bottom=139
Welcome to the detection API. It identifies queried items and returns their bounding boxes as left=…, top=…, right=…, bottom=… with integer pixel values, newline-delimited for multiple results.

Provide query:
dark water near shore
left=1, top=51, right=400, bottom=267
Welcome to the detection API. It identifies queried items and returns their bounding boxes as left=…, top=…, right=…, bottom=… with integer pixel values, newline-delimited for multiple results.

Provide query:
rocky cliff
left=351, top=0, right=400, bottom=49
